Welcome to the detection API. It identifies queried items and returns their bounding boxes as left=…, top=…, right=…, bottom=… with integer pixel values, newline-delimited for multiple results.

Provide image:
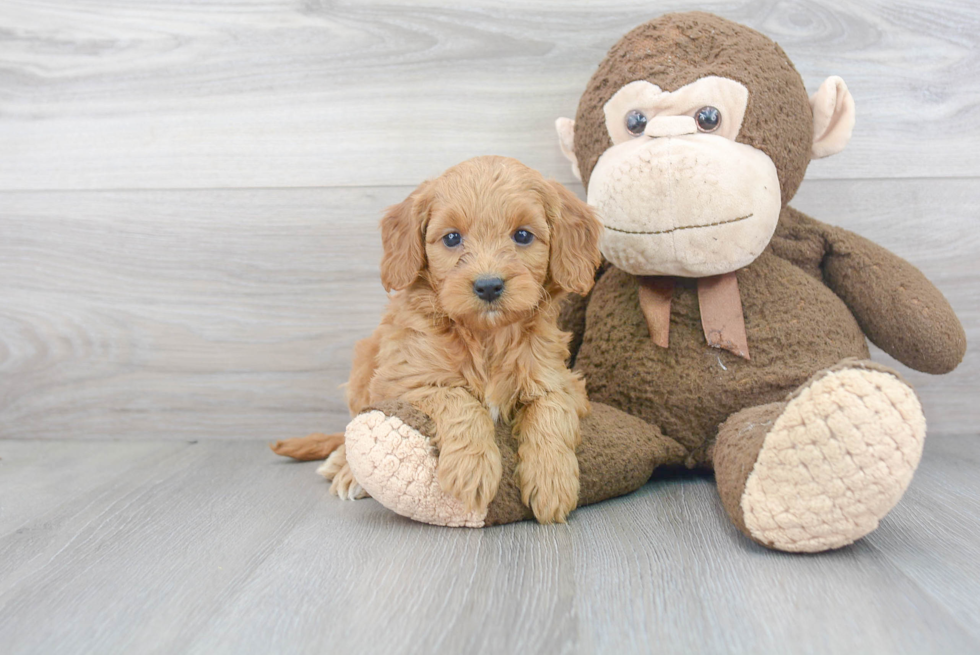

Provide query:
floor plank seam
left=1, top=174, right=979, bottom=195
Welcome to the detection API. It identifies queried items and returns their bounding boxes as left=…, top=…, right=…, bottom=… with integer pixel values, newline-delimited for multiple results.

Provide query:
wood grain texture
left=867, top=437, right=980, bottom=641
left=0, top=436, right=978, bottom=654
left=2, top=0, right=979, bottom=190
left=1, top=3, right=976, bottom=652
left=1, top=178, right=975, bottom=440
left=0, top=187, right=389, bottom=440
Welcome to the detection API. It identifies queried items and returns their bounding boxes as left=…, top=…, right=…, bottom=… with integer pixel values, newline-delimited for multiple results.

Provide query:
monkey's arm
left=819, top=221, right=966, bottom=374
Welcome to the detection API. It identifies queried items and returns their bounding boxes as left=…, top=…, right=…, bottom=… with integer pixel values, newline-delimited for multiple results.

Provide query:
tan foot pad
left=743, top=368, right=926, bottom=552
left=343, top=411, right=487, bottom=528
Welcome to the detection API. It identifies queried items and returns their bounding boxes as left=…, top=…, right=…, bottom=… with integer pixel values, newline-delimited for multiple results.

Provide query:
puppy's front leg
left=406, top=387, right=502, bottom=513
left=514, top=389, right=582, bottom=524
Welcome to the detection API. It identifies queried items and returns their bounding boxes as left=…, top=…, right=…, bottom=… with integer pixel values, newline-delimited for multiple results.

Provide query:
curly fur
left=325, top=156, right=602, bottom=523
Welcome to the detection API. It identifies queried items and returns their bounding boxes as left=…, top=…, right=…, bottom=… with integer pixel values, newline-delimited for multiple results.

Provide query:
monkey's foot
left=344, top=406, right=487, bottom=528
left=714, top=361, right=926, bottom=553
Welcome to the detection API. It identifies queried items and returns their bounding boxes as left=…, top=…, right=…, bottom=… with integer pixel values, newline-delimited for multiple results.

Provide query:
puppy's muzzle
left=473, top=276, right=505, bottom=303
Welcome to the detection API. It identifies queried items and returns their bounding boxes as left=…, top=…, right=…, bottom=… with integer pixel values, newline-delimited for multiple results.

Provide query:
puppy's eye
left=442, top=232, right=461, bottom=248
left=513, top=229, right=534, bottom=245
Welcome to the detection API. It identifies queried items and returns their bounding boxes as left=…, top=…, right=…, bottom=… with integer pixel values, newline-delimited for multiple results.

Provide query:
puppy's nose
left=473, top=276, right=505, bottom=302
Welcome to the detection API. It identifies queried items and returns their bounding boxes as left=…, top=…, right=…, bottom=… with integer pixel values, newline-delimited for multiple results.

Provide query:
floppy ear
left=379, top=184, right=431, bottom=292
left=545, top=180, right=603, bottom=295
left=810, top=76, right=855, bottom=159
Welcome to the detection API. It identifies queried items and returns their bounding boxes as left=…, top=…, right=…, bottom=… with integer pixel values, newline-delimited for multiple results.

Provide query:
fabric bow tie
left=637, top=272, right=750, bottom=360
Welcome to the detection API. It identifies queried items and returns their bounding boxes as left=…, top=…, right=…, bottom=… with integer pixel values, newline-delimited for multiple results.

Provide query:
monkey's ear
left=555, top=118, right=582, bottom=182
left=810, top=76, right=855, bottom=159
left=379, top=183, right=431, bottom=292
left=546, top=180, right=602, bottom=296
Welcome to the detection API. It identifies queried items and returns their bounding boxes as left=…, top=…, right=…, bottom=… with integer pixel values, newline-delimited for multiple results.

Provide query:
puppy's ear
left=379, top=183, right=432, bottom=292
left=544, top=180, right=603, bottom=296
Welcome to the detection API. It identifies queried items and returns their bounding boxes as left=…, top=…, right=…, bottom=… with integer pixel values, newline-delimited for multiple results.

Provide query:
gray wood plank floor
left=2, top=1, right=978, bottom=653
left=1, top=435, right=978, bottom=655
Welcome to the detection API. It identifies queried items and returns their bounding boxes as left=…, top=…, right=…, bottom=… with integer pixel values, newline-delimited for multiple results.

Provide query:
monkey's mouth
left=603, top=213, right=753, bottom=235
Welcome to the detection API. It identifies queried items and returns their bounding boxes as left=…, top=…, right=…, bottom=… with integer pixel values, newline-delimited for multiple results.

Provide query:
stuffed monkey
left=278, top=12, right=965, bottom=553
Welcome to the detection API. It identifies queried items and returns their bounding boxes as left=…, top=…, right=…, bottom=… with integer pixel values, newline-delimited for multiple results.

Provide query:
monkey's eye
left=625, top=110, right=648, bottom=136
left=695, top=106, right=721, bottom=132
left=513, top=229, right=534, bottom=245
left=442, top=232, right=462, bottom=248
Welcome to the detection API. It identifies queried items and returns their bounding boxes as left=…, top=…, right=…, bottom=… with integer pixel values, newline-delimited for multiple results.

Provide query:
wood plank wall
left=1, top=0, right=977, bottom=440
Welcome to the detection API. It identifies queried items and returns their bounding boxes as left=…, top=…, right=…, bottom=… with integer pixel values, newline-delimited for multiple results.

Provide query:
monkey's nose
left=473, top=276, right=505, bottom=303
left=644, top=115, right=697, bottom=138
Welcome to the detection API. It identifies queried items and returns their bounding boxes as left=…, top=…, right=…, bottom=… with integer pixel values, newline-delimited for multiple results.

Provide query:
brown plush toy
left=291, top=12, right=966, bottom=552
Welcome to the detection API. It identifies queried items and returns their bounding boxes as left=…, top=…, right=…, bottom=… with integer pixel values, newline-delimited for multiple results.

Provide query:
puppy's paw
left=330, top=464, right=370, bottom=500
left=316, top=445, right=346, bottom=481
left=316, top=445, right=370, bottom=500
left=517, top=448, right=580, bottom=524
left=436, top=442, right=502, bottom=513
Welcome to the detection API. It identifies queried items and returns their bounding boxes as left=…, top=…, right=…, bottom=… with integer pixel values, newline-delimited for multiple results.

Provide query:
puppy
left=299, top=156, right=601, bottom=523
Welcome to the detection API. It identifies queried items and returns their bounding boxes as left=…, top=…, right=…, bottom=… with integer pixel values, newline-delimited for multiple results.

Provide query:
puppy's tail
left=270, top=432, right=344, bottom=461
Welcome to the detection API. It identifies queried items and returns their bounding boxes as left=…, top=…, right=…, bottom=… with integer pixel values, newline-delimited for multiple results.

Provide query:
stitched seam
left=604, top=213, right=753, bottom=235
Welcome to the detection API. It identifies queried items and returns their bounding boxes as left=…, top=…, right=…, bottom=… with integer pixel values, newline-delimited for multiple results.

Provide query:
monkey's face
left=586, top=77, right=781, bottom=277
left=555, top=13, right=856, bottom=279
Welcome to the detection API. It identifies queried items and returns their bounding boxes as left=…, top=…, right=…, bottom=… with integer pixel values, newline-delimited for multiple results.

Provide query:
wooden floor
left=0, top=435, right=978, bottom=654
left=2, top=1, right=979, bottom=653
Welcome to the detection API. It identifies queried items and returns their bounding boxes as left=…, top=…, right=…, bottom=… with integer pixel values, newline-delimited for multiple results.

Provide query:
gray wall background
left=1, top=0, right=976, bottom=440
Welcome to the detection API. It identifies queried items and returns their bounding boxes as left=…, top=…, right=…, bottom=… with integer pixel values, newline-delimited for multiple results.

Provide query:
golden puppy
left=282, top=156, right=602, bottom=523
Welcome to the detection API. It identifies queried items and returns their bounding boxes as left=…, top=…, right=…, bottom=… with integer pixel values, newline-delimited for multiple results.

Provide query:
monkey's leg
left=712, top=359, right=926, bottom=553
left=343, top=400, right=687, bottom=527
